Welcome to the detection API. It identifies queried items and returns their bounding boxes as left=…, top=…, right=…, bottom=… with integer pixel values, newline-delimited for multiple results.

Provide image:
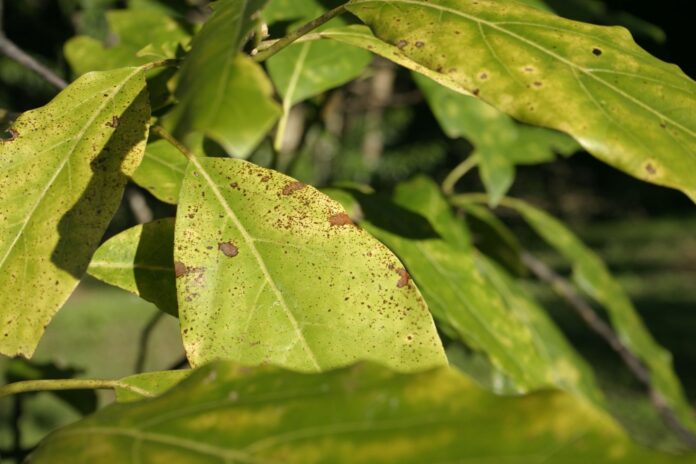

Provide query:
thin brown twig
left=0, top=0, right=67, bottom=89
left=521, top=251, right=696, bottom=449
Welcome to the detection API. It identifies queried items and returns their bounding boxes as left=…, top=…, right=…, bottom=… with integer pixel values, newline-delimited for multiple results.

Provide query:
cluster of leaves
left=0, top=0, right=695, bottom=461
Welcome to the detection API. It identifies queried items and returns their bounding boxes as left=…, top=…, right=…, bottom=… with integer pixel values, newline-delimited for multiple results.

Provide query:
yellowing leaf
left=0, top=66, right=150, bottom=357
left=175, top=158, right=446, bottom=372
left=346, top=0, right=696, bottom=201
left=30, top=362, right=696, bottom=463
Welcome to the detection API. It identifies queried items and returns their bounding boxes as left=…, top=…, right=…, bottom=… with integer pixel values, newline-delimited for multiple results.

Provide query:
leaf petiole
left=0, top=378, right=154, bottom=399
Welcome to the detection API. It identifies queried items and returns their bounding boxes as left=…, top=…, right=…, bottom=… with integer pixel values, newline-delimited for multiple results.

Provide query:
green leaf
left=88, top=218, right=178, bottom=317
left=30, top=362, right=696, bottom=463
left=131, top=140, right=188, bottom=204
left=0, top=66, right=150, bottom=357
left=175, top=157, right=446, bottom=372
left=164, top=0, right=281, bottom=157
left=345, top=0, right=696, bottom=201
left=115, top=370, right=192, bottom=402
left=267, top=39, right=371, bottom=149
left=482, top=197, right=696, bottom=435
left=262, top=0, right=327, bottom=25
left=415, top=72, right=577, bottom=203
left=65, top=9, right=189, bottom=75
left=327, top=178, right=600, bottom=400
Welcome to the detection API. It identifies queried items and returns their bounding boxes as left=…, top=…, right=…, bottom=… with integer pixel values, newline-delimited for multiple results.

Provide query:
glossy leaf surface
left=164, top=0, right=281, bottom=157
left=131, top=140, right=188, bottom=204
left=0, top=66, right=150, bottom=357
left=30, top=362, right=696, bottom=463
left=328, top=178, right=600, bottom=399
left=88, top=218, right=178, bottom=317
left=175, top=158, right=446, bottom=371
left=346, top=0, right=696, bottom=201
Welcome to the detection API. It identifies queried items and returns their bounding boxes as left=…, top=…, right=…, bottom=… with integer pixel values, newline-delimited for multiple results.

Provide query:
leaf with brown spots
left=0, top=66, right=150, bottom=357
left=175, top=158, right=446, bottom=372
left=344, top=0, right=696, bottom=201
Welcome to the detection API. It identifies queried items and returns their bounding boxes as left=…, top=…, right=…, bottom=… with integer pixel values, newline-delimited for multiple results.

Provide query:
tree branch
left=0, top=0, right=67, bottom=90
left=251, top=4, right=347, bottom=62
left=521, top=251, right=696, bottom=449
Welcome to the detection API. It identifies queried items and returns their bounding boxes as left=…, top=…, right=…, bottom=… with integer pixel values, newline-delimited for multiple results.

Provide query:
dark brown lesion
left=174, top=261, right=188, bottom=278
left=218, top=242, right=239, bottom=258
left=105, top=116, right=120, bottom=129
left=329, top=213, right=353, bottom=227
left=282, top=181, right=306, bottom=196
left=396, top=268, right=410, bottom=288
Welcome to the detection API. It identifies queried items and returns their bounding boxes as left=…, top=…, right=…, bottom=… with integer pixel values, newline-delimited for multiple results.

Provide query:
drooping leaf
left=131, top=140, right=188, bottom=204
left=471, top=196, right=696, bottom=434
left=345, top=0, right=696, bottom=201
left=327, top=177, right=600, bottom=400
left=164, top=0, right=281, bottom=157
left=175, top=158, right=446, bottom=372
left=65, top=9, right=189, bottom=75
left=115, top=370, right=192, bottom=402
left=30, top=362, right=696, bottom=463
left=0, top=66, right=150, bottom=357
left=88, top=218, right=178, bottom=317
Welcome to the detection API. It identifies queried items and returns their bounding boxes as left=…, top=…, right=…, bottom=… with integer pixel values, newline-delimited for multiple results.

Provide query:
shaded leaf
left=484, top=196, right=696, bottom=434
left=88, top=218, right=178, bottom=317
left=131, top=140, right=188, bottom=204
left=0, top=66, right=150, bottom=357
left=164, top=0, right=281, bottom=157
left=415, top=71, right=577, bottom=204
left=175, top=158, right=446, bottom=371
left=268, top=39, right=371, bottom=148
left=115, top=370, right=191, bottom=402
left=30, top=362, right=696, bottom=463
left=65, top=9, right=189, bottom=75
left=327, top=178, right=600, bottom=400
left=345, top=0, right=696, bottom=201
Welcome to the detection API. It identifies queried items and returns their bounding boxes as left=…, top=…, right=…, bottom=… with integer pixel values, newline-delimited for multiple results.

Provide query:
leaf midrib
left=187, top=158, right=321, bottom=370
left=351, top=0, right=695, bottom=138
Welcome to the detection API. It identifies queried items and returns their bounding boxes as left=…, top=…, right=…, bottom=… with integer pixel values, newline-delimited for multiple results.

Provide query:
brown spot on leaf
left=396, top=39, right=408, bottom=49
left=282, top=181, right=305, bottom=195
left=592, top=48, right=602, bottom=56
left=415, top=41, right=425, bottom=48
left=329, top=213, right=353, bottom=227
left=645, top=163, right=657, bottom=175
left=106, top=116, right=120, bottom=128
left=478, top=72, right=488, bottom=80
left=218, top=242, right=239, bottom=258
left=396, top=268, right=410, bottom=288
left=175, top=261, right=188, bottom=278
left=472, top=88, right=480, bottom=96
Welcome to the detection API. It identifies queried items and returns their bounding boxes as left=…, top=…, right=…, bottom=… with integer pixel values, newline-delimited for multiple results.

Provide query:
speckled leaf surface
left=0, top=67, right=150, bottom=357
left=29, top=362, right=696, bottom=463
left=345, top=0, right=696, bottom=201
left=88, top=218, right=178, bottom=317
left=65, top=10, right=189, bottom=75
left=499, top=197, right=696, bottom=434
left=415, top=73, right=577, bottom=203
left=164, top=0, right=281, bottom=157
left=175, top=158, right=446, bottom=372
left=115, top=370, right=192, bottom=402
left=131, top=140, right=188, bottom=204
left=326, top=178, right=600, bottom=400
